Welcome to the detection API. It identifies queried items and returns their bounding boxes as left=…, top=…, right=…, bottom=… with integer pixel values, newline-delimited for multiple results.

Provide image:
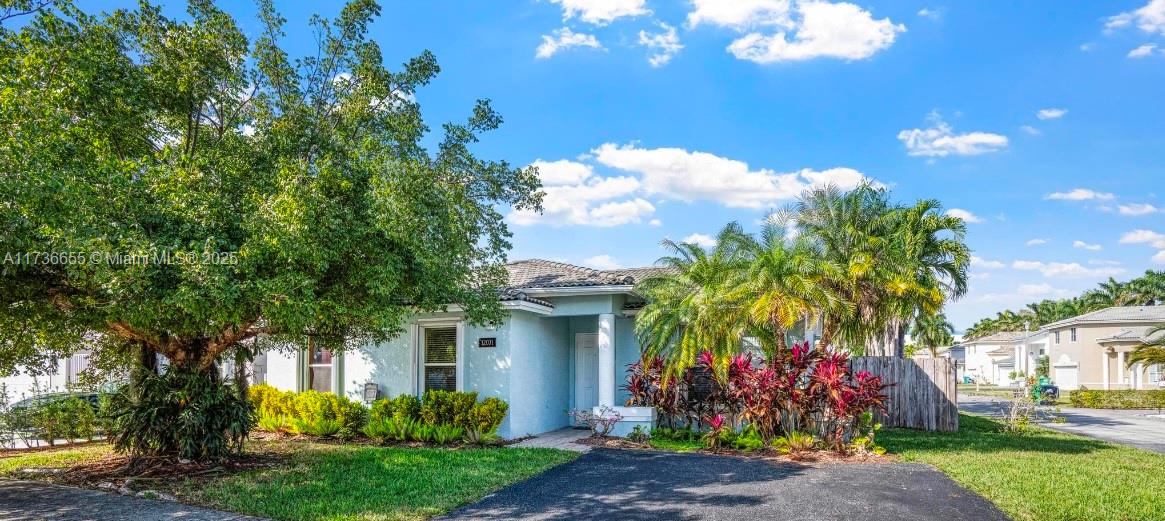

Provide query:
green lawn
left=647, top=437, right=703, bottom=452
left=0, top=441, right=576, bottom=521
left=882, top=414, right=1165, bottom=521
left=0, top=443, right=113, bottom=474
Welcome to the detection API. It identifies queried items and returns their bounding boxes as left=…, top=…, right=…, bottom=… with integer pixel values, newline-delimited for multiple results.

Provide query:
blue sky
left=92, top=0, right=1165, bottom=330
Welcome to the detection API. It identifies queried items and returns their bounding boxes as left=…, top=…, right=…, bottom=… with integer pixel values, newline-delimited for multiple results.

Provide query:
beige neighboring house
left=1043, top=306, right=1165, bottom=391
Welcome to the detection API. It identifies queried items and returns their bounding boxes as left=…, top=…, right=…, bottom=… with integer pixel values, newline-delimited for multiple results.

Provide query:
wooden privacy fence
left=849, top=357, right=958, bottom=432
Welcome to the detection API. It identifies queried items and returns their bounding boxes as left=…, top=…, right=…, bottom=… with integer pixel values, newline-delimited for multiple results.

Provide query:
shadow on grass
left=881, top=414, right=1115, bottom=456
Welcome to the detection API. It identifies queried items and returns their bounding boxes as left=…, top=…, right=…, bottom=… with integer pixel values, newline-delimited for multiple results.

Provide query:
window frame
left=416, top=322, right=464, bottom=395
left=301, top=337, right=341, bottom=394
left=1070, top=327, right=1077, bottom=343
left=1055, top=331, right=1061, bottom=344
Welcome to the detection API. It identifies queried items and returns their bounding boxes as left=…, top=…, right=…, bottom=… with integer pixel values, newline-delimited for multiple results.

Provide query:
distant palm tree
left=910, top=312, right=956, bottom=357
left=1128, top=324, right=1165, bottom=368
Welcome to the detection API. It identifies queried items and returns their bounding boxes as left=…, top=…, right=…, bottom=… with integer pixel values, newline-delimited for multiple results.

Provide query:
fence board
left=849, top=356, right=958, bottom=432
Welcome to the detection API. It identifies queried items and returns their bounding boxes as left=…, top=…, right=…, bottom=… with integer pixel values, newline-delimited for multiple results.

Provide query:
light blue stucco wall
left=344, top=334, right=414, bottom=403
left=463, top=322, right=512, bottom=403
left=502, top=311, right=570, bottom=437
left=614, top=316, right=641, bottom=406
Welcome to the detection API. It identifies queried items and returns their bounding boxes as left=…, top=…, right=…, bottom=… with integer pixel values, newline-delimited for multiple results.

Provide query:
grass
left=0, top=443, right=112, bottom=474
left=647, top=437, right=703, bottom=453
left=0, top=440, right=576, bottom=521
left=882, top=413, right=1165, bottom=521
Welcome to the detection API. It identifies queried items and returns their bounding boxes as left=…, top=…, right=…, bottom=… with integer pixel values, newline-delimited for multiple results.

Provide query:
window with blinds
left=424, top=327, right=457, bottom=392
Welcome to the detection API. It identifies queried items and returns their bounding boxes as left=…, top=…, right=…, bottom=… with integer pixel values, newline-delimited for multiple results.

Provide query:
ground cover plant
left=882, top=413, right=1165, bottom=521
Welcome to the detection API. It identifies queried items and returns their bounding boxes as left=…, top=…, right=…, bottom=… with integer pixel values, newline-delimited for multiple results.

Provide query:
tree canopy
left=0, top=0, right=543, bottom=376
left=635, top=184, right=971, bottom=378
left=964, top=271, right=1165, bottom=340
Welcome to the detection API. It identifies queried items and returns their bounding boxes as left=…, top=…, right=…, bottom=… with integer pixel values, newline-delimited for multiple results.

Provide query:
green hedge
left=1068, top=390, right=1165, bottom=409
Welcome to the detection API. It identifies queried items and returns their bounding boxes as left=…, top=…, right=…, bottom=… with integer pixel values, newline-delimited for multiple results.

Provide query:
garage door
left=1054, top=366, right=1079, bottom=390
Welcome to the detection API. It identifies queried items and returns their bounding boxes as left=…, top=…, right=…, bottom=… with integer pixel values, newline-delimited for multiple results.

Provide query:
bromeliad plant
left=627, top=342, right=889, bottom=452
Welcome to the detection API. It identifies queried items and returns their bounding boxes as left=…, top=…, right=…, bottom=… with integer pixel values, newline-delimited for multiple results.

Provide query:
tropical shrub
left=420, top=390, right=477, bottom=427
left=568, top=405, right=622, bottom=438
left=370, top=394, right=421, bottom=423
left=1069, top=390, right=1165, bottom=409
left=773, top=431, right=817, bottom=458
left=732, top=426, right=765, bottom=452
left=249, top=387, right=365, bottom=439
left=701, top=414, right=728, bottom=449
left=627, top=425, right=650, bottom=444
left=106, top=367, right=252, bottom=462
left=628, top=343, right=890, bottom=451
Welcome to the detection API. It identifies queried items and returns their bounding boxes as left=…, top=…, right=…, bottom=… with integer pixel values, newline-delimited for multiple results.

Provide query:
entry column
left=597, top=313, right=616, bottom=407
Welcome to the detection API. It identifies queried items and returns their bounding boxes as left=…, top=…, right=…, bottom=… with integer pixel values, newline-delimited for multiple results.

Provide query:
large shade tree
left=0, top=0, right=541, bottom=460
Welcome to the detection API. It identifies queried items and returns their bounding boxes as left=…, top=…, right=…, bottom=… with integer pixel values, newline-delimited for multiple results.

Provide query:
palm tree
left=911, top=312, right=956, bottom=357
left=729, top=218, right=847, bottom=358
left=1127, top=324, right=1165, bottom=368
left=635, top=224, right=751, bottom=380
left=792, top=184, right=898, bottom=352
left=880, top=198, right=971, bottom=356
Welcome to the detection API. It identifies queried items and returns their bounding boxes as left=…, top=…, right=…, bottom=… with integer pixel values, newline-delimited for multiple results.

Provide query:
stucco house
left=961, top=331, right=1048, bottom=385
left=1043, top=306, right=1165, bottom=391
left=253, top=259, right=700, bottom=439
left=0, top=351, right=92, bottom=403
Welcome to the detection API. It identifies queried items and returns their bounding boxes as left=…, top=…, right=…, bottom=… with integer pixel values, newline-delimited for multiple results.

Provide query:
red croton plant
left=625, top=342, right=890, bottom=451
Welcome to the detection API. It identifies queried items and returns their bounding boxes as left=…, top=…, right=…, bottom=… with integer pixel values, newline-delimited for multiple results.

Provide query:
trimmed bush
left=369, top=394, right=421, bottom=423
left=1068, top=390, right=1165, bottom=409
left=248, top=385, right=366, bottom=439
left=419, top=390, right=477, bottom=427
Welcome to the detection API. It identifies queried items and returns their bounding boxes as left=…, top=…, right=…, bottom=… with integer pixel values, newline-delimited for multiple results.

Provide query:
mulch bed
left=573, top=436, right=895, bottom=465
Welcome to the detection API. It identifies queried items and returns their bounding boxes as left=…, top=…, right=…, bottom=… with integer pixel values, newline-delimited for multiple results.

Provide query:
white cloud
left=639, top=23, right=684, bottom=67
left=1017, top=283, right=1071, bottom=298
left=549, top=0, right=650, bottom=25
left=1045, top=188, right=1115, bottom=201
left=946, top=208, right=984, bottom=223
left=1089, top=259, right=1122, bottom=266
left=682, top=233, right=719, bottom=248
left=687, top=0, right=793, bottom=29
left=971, top=256, right=1006, bottom=269
left=1026, top=238, right=1048, bottom=246
left=1011, top=260, right=1125, bottom=278
left=1107, top=0, right=1165, bottom=36
left=1120, top=229, right=1165, bottom=249
left=1127, top=43, right=1159, bottom=58
left=592, top=142, right=880, bottom=209
left=1036, top=108, right=1068, bottom=120
left=1073, top=240, right=1102, bottom=251
left=1155, top=250, right=1165, bottom=264
left=536, top=27, right=604, bottom=59
left=509, top=162, right=651, bottom=227
left=897, top=112, right=1008, bottom=157
left=530, top=159, right=594, bottom=186
left=583, top=254, right=622, bottom=270
left=977, top=283, right=1072, bottom=304
left=648, top=218, right=662, bottom=227
left=723, top=1, right=905, bottom=63
left=1080, top=42, right=1096, bottom=51
left=1020, top=125, right=1041, bottom=136
left=1118, top=203, right=1161, bottom=216
left=917, top=8, right=940, bottom=19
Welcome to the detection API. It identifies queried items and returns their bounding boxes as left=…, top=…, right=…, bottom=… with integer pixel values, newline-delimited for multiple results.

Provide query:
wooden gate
left=849, top=357, right=958, bottom=432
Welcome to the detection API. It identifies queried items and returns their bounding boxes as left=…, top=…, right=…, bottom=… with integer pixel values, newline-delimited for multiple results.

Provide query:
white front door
left=575, top=333, right=599, bottom=423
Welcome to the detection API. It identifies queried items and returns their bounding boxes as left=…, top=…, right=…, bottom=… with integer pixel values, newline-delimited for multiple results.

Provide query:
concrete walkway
left=959, top=394, right=1165, bottom=453
left=510, top=428, right=592, bottom=452
left=440, top=449, right=1008, bottom=521
left=0, top=480, right=265, bottom=521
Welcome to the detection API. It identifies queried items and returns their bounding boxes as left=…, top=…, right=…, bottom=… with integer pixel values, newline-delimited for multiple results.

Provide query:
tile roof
left=603, top=266, right=678, bottom=283
left=962, top=331, right=1032, bottom=345
left=1043, top=306, right=1165, bottom=330
left=504, top=259, right=636, bottom=289
left=497, top=288, right=554, bottom=309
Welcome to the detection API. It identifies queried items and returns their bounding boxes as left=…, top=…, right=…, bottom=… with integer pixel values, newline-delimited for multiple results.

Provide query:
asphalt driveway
left=0, top=480, right=262, bottom=521
left=440, top=449, right=1008, bottom=521
left=959, top=394, right=1165, bottom=453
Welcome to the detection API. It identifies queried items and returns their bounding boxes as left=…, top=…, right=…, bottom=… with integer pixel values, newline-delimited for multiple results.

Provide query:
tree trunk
left=233, top=345, right=250, bottom=403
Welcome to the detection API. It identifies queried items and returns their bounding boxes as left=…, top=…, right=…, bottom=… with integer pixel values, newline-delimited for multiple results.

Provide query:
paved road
left=959, top=394, right=1165, bottom=454
left=440, top=449, right=1008, bottom=521
left=0, top=480, right=264, bottom=521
